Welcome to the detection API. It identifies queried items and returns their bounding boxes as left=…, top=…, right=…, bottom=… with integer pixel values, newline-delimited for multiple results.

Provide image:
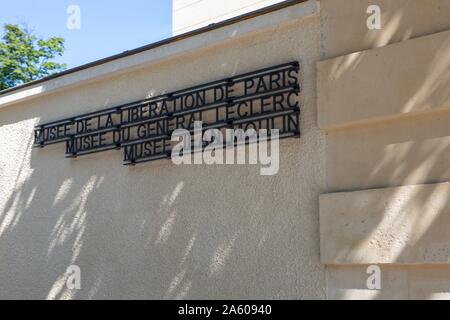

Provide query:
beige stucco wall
left=0, top=1, right=325, bottom=299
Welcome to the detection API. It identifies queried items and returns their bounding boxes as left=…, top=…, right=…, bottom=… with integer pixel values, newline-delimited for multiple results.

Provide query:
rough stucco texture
left=0, top=11, right=325, bottom=299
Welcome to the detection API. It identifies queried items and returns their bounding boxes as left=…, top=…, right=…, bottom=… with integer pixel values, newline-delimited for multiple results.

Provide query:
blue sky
left=0, top=0, right=173, bottom=68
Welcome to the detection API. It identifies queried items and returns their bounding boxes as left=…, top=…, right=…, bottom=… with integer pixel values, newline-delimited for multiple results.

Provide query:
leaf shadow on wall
left=321, top=3, right=450, bottom=300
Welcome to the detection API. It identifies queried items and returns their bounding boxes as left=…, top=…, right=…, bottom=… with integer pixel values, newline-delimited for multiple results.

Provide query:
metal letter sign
left=34, top=61, right=301, bottom=165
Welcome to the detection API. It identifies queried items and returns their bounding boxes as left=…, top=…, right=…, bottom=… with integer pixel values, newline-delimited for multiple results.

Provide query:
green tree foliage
left=0, top=24, right=67, bottom=90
